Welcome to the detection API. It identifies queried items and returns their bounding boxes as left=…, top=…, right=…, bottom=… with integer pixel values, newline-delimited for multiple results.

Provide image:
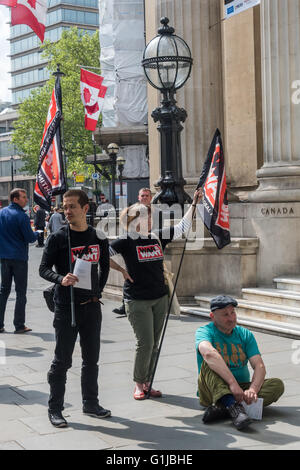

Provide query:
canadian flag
left=0, top=0, right=17, bottom=6
left=80, top=68, right=107, bottom=131
left=11, top=0, right=47, bottom=43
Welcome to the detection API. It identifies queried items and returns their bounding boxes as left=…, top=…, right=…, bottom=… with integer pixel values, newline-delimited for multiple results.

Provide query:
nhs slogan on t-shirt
left=224, top=0, right=260, bottom=19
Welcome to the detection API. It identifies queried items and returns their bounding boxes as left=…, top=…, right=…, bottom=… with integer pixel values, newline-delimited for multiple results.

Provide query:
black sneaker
left=228, top=403, right=252, bottom=430
left=48, top=410, right=68, bottom=428
left=202, top=403, right=230, bottom=424
left=83, top=404, right=111, bottom=418
left=113, top=304, right=126, bottom=316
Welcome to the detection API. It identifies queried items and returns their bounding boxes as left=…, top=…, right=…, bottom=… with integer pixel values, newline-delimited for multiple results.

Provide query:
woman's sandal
left=143, top=387, right=162, bottom=398
left=133, top=388, right=146, bottom=400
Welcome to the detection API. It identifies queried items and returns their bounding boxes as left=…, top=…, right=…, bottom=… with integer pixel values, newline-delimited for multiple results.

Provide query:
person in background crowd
left=87, top=199, right=97, bottom=227
left=0, top=188, right=38, bottom=334
left=48, top=207, right=66, bottom=233
left=34, top=205, right=46, bottom=247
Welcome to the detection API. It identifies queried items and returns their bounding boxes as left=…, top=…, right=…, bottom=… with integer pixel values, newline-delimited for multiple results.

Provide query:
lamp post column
left=107, top=143, right=119, bottom=209
left=10, top=156, right=14, bottom=187
left=152, top=90, right=191, bottom=206
left=119, top=165, right=124, bottom=197
left=110, top=154, right=117, bottom=209
left=92, top=133, right=99, bottom=204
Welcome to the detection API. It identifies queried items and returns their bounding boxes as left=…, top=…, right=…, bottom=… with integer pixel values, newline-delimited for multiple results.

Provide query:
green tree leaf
left=12, top=27, right=103, bottom=177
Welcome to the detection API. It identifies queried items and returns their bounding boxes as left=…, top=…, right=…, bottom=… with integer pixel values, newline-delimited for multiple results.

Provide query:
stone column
left=144, top=0, right=161, bottom=193
left=221, top=4, right=262, bottom=196
left=250, top=0, right=300, bottom=202
left=155, top=0, right=224, bottom=191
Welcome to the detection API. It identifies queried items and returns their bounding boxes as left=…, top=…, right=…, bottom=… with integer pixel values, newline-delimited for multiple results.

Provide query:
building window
left=0, top=141, right=17, bottom=158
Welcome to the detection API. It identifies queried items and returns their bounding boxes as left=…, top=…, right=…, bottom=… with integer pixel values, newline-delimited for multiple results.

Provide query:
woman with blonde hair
left=110, top=189, right=202, bottom=400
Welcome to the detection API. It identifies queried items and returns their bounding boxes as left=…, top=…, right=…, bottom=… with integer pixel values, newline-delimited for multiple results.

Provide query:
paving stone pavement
left=0, top=246, right=299, bottom=450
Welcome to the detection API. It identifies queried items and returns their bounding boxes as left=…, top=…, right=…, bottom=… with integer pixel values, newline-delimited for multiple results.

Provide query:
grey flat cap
left=210, top=295, right=238, bottom=312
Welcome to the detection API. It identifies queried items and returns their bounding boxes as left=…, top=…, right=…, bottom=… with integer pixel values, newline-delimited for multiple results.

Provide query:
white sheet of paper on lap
left=73, top=258, right=92, bottom=290
left=242, top=398, right=263, bottom=420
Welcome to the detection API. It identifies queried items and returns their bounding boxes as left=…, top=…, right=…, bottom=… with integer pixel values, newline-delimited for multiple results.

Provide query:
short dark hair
left=63, top=189, right=89, bottom=208
left=10, top=188, right=26, bottom=202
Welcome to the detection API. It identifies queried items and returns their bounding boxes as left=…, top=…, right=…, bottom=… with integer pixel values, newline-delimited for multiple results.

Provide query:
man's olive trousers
left=198, top=361, right=284, bottom=407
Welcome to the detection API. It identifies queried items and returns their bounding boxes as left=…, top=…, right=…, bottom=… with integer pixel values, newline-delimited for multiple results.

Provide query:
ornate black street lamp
left=142, top=17, right=193, bottom=206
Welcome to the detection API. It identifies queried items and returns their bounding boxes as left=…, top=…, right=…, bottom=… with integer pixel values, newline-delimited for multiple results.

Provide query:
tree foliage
left=12, top=28, right=101, bottom=176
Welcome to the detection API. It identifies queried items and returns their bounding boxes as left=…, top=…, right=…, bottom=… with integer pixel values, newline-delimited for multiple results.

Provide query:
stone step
left=180, top=305, right=300, bottom=339
left=273, top=276, right=300, bottom=292
left=194, top=294, right=300, bottom=326
left=242, top=287, right=300, bottom=308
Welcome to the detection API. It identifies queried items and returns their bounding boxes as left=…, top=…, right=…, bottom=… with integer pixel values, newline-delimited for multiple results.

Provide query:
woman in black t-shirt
left=110, top=190, right=202, bottom=400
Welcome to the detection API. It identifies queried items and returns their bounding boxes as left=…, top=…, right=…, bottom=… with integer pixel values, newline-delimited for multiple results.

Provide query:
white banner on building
left=224, top=0, right=260, bottom=19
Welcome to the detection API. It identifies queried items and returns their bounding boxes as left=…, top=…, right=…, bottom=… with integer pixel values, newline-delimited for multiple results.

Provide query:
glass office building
left=0, top=0, right=99, bottom=207
left=10, top=0, right=99, bottom=105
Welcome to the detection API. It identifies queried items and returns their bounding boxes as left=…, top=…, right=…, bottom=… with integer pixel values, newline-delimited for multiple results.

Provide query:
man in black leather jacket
left=39, top=189, right=111, bottom=428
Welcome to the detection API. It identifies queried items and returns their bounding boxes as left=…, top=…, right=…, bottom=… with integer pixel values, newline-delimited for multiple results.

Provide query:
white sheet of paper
left=242, top=398, right=263, bottom=420
left=73, top=258, right=92, bottom=290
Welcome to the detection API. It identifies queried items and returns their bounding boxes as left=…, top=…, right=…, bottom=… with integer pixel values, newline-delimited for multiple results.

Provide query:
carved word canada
left=261, top=207, right=294, bottom=217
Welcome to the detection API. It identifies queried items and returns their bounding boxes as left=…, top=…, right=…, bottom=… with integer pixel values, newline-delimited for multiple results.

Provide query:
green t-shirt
left=195, top=322, right=261, bottom=383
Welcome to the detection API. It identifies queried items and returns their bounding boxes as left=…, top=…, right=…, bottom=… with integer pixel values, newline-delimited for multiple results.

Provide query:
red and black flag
left=197, top=129, right=231, bottom=249
left=34, top=76, right=66, bottom=211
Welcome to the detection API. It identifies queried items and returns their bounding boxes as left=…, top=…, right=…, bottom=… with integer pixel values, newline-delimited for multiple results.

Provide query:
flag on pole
left=11, top=0, right=47, bottom=43
left=34, top=76, right=66, bottom=211
left=80, top=68, right=107, bottom=131
left=0, top=0, right=17, bottom=6
left=197, top=129, right=231, bottom=249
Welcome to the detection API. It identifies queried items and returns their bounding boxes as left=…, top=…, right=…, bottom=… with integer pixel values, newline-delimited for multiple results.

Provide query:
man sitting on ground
left=195, top=295, right=284, bottom=430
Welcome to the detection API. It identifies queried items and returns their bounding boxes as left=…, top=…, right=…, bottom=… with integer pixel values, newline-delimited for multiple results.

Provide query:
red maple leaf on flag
left=27, top=0, right=36, bottom=8
left=86, top=102, right=99, bottom=115
left=83, top=87, right=92, bottom=104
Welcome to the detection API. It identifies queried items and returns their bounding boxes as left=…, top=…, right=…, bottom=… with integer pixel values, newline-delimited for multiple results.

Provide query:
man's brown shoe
left=14, top=327, right=32, bottom=334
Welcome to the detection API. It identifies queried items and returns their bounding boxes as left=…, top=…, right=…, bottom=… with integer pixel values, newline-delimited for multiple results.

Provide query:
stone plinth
left=104, top=237, right=259, bottom=301
left=230, top=201, right=300, bottom=285
left=164, top=237, right=259, bottom=299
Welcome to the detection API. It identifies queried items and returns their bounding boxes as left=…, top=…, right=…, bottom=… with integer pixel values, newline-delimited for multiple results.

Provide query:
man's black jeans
left=47, top=301, right=102, bottom=412
left=0, top=259, right=28, bottom=331
left=36, top=231, right=45, bottom=247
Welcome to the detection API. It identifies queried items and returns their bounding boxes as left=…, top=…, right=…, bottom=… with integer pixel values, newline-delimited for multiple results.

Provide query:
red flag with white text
left=80, top=68, right=107, bottom=131
left=34, top=76, right=66, bottom=211
left=11, top=0, right=47, bottom=43
left=196, top=129, right=231, bottom=249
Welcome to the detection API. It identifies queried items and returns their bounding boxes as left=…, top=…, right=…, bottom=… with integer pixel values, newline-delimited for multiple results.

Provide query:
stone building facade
left=141, top=0, right=300, bottom=313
